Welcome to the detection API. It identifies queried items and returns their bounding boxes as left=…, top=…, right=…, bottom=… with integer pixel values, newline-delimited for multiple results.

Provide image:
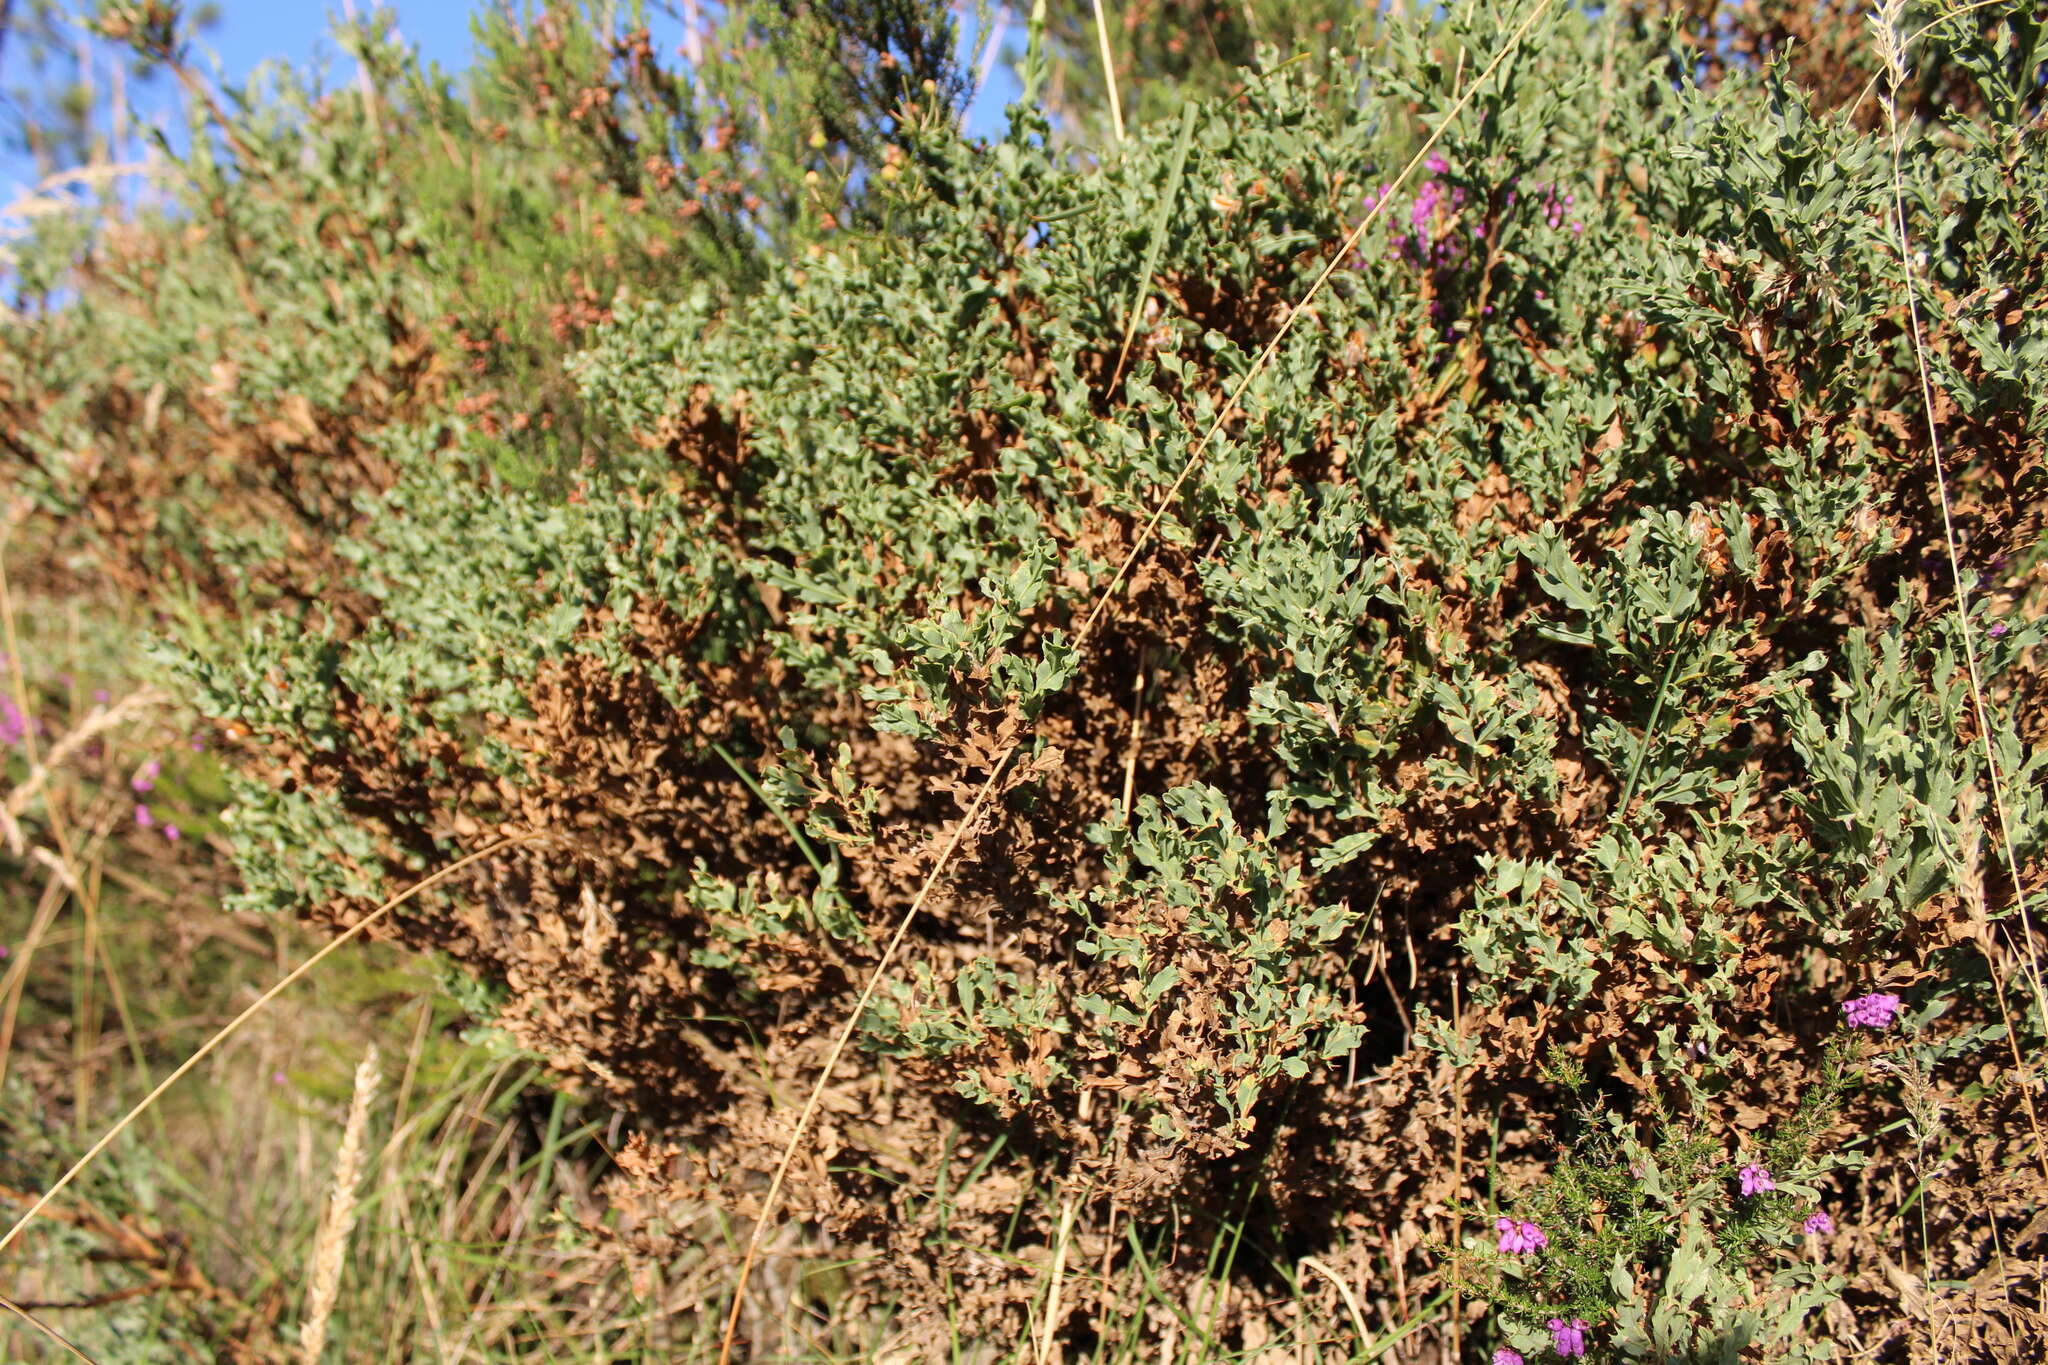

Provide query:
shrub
left=9, top=0, right=2048, bottom=1354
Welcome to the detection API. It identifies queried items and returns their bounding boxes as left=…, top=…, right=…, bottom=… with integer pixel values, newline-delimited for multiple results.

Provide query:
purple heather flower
left=1425, top=152, right=1449, bottom=174
left=0, top=696, right=25, bottom=748
left=1842, top=992, right=1903, bottom=1029
left=134, top=803, right=154, bottom=830
left=1496, top=1217, right=1548, bottom=1253
left=162, top=823, right=182, bottom=843
left=1494, top=1351, right=1526, bottom=1365
left=1739, top=1163, right=1776, bottom=1196
left=1988, top=621, right=2009, bottom=639
left=131, top=759, right=160, bottom=793
left=1803, top=1211, right=1834, bottom=1236
left=0, top=945, right=10, bottom=961
left=1548, top=1318, right=1588, bottom=1359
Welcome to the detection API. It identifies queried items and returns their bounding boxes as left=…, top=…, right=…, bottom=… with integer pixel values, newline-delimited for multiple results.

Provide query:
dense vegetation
left=3, top=0, right=2046, bottom=1359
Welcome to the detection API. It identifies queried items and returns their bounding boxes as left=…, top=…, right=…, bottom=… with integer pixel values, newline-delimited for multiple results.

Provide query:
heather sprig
left=1468, top=1035, right=1864, bottom=1358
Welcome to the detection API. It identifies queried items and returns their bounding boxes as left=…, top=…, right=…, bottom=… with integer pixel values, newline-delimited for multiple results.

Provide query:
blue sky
left=216, top=3, right=478, bottom=78
left=4, top=2, right=1020, bottom=204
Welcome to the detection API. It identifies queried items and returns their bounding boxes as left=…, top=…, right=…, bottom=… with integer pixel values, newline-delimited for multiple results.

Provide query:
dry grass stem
left=1091, top=0, right=1125, bottom=143
left=300, top=1043, right=381, bottom=1364
left=1870, top=0, right=2048, bottom=1169
left=0, top=835, right=537, bottom=1261
left=1, top=687, right=168, bottom=855
left=1299, top=1255, right=1370, bottom=1352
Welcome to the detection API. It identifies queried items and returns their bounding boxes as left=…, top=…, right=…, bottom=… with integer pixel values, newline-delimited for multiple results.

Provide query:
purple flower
left=1547, top=1318, right=1588, bottom=1359
left=1842, top=992, right=1903, bottom=1029
left=163, top=823, right=182, bottom=843
left=1803, top=1211, right=1834, bottom=1236
left=1988, top=621, right=2009, bottom=639
left=1739, top=1163, right=1776, bottom=1196
left=131, top=759, right=160, bottom=794
left=1496, top=1217, right=1548, bottom=1253
left=0, top=945, right=10, bottom=961
left=1494, top=1351, right=1526, bottom=1365
left=1425, top=152, right=1449, bottom=175
left=0, top=696, right=25, bottom=748
left=134, top=803, right=154, bottom=830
